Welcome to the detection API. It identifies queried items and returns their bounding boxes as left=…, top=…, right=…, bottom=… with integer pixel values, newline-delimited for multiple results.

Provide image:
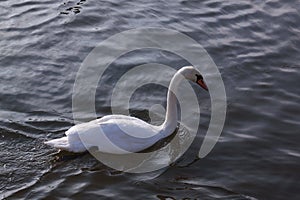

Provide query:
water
left=1, top=0, right=299, bottom=199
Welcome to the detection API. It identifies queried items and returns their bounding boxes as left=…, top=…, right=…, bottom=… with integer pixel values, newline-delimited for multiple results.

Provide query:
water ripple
left=1, top=0, right=299, bottom=199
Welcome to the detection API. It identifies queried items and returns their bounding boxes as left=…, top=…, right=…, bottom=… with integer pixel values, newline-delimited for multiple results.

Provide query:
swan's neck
left=161, top=72, right=183, bottom=136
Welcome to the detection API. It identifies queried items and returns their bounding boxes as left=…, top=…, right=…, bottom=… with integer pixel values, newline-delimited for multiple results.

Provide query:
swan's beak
left=197, top=79, right=208, bottom=91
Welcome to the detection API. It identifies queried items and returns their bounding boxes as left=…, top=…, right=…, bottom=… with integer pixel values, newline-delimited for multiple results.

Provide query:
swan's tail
left=44, top=137, right=69, bottom=150
left=44, top=136, right=87, bottom=153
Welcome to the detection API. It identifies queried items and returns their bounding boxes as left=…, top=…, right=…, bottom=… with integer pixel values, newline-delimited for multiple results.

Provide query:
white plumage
left=44, top=66, right=208, bottom=154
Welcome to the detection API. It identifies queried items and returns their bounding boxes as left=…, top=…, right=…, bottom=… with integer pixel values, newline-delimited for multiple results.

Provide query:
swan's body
left=46, top=115, right=167, bottom=153
left=45, top=66, right=208, bottom=154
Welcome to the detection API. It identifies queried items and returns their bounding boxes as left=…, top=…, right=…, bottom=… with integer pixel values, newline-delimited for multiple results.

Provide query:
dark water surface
left=1, top=0, right=300, bottom=199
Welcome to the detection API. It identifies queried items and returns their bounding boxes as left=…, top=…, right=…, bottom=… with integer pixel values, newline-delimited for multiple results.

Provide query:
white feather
left=44, top=66, right=205, bottom=154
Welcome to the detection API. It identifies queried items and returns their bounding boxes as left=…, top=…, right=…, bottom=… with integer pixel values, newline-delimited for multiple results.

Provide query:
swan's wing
left=99, top=119, right=162, bottom=153
left=97, top=115, right=160, bottom=138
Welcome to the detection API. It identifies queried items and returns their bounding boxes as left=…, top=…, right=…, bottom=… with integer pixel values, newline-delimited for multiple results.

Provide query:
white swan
left=45, top=66, right=208, bottom=154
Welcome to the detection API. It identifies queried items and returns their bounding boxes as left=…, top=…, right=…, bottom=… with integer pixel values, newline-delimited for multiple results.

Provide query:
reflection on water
left=1, top=0, right=299, bottom=199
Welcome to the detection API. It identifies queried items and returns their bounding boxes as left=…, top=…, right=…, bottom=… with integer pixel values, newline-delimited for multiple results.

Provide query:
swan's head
left=179, top=66, right=208, bottom=91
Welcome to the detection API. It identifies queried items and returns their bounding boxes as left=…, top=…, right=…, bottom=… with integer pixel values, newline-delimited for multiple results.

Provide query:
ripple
left=280, top=149, right=300, bottom=158
left=1, top=0, right=300, bottom=199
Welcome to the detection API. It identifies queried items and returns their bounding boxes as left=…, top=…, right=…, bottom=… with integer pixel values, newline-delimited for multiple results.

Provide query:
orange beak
left=197, top=79, right=208, bottom=91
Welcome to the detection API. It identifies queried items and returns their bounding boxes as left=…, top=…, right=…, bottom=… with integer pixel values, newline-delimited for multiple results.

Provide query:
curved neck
left=161, top=72, right=183, bottom=136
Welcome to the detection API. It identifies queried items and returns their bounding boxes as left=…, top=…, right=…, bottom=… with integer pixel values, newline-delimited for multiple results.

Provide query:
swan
left=44, top=66, right=208, bottom=154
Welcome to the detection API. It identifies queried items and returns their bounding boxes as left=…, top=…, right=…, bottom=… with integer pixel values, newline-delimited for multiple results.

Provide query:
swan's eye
left=195, top=74, right=203, bottom=81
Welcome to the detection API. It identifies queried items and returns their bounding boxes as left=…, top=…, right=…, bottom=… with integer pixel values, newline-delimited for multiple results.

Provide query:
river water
left=1, top=0, right=299, bottom=199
